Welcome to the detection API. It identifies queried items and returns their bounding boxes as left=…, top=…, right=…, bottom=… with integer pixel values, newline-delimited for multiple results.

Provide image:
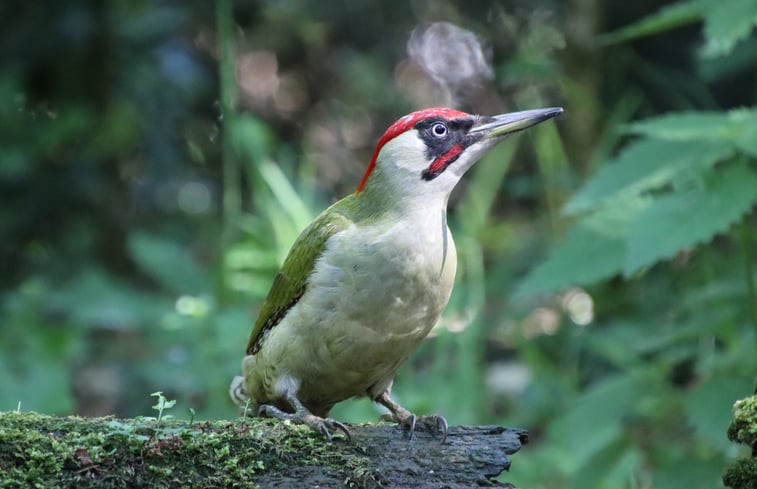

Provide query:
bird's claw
left=258, top=403, right=350, bottom=442
left=381, top=412, right=447, bottom=444
left=406, top=413, right=417, bottom=440
left=318, top=418, right=351, bottom=442
left=433, top=415, right=448, bottom=445
left=257, top=404, right=282, bottom=418
left=411, top=414, right=447, bottom=444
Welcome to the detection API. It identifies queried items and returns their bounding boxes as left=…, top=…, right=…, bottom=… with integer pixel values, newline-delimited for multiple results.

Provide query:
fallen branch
left=0, top=411, right=527, bottom=488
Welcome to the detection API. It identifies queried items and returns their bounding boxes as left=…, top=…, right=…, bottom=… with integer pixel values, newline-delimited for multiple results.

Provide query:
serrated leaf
left=598, top=0, right=756, bottom=58
left=586, top=316, right=726, bottom=370
left=598, top=0, right=704, bottom=45
left=625, top=111, right=732, bottom=140
left=128, top=232, right=208, bottom=294
left=625, top=108, right=757, bottom=157
left=624, top=162, right=757, bottom=275
left=517, top=196, right=651, bottom=295
left=698, top=37, right=757, bottom=82
left=565, top=139, right=732, bottom=215
left=701, top=0, right=757, bottom=57
left=730, top=110, right=757, bottom=157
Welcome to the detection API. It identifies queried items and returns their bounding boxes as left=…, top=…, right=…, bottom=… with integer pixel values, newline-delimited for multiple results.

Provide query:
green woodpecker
left=230, top=106, right=563, bottom=441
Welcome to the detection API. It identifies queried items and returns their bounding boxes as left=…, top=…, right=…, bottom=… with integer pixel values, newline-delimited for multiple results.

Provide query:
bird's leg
left=258, top=392, right=351, bottom=442
left=376, top=390, right=448, bottom=444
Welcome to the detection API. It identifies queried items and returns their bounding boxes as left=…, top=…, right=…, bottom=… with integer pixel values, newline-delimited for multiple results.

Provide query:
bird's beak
left=470, top=107, right=563, bottom=139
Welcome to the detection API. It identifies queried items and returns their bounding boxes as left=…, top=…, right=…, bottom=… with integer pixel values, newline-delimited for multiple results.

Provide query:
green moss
left=723, top=457, right=757, bottom=489
left=728, top=395, right=757, bottom=450
left=0, top=412, right=374, bottom=489
left=724, top=394, right=757, bottom=489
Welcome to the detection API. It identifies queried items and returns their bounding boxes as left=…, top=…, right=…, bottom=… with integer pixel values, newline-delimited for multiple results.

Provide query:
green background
left=2, top=1, right=756, bottom=488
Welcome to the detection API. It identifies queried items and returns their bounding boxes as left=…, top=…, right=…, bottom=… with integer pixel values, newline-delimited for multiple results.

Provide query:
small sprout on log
left=150, top=391, right=176, bottom=426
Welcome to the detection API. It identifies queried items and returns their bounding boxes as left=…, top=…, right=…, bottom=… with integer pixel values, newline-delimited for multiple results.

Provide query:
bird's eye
left=431, top=123, right=448, bottom=138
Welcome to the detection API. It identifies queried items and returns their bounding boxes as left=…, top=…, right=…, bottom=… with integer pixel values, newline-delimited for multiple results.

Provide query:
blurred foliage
left=1, top=1, right=756, bottom=489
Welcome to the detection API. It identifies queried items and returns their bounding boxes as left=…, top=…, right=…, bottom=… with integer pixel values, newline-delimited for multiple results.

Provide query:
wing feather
left=245, top=201, right=353, bottom=354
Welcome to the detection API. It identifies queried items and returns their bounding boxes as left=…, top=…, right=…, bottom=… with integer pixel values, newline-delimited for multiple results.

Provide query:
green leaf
left=128, top=232, right=208, bottom=295
left=686, top=372, right=755, bottom=450
left=565, top=138, right=731, bottom=215
left=598, top=0, right=757, bottom=58
left=232, top=114, right=274, bottom=161
left=517, top=196, right=650, bottom=295
left=1, top=361, right=74, bottom=414
left=625, top=108, right=757, bottom=157
left=653, top=454, right=730, bottom=489
left=598, top=0, right=704, bottom=45
left=585, top=315, right=733, bottom=371
left=569, top=438, right=641, bottom=489
left=624, top=162, right=757, bottom=275
left=257, top=158, right=313, bottom=234
left=49, top=268, right=167, bottom=330
left=548, top=370, right=654, bottom=468
left=698, top=37, right=757, bottom=83
left=457, top=141, right=518, bottom=234
left=625, top=111, right=732, bottom=140
left=701, top=0, right=757, bottom=58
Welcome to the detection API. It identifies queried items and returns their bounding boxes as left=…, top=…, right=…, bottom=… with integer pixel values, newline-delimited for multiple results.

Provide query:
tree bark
left=0, top=412, right=527, bottom=488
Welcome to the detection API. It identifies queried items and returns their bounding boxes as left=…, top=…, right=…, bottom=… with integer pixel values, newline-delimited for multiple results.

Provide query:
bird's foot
left=377, top=391, right=448, bottom=443
left=379, top=411, right=448, bottom=443
left=258, top=403, right=351, bottom=442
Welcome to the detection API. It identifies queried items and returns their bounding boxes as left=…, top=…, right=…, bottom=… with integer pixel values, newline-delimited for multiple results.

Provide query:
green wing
left=246, top=199, right=354, bottom=354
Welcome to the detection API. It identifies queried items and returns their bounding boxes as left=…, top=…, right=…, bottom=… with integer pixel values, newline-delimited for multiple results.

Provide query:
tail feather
left=229, top=375, right=250, bottom=410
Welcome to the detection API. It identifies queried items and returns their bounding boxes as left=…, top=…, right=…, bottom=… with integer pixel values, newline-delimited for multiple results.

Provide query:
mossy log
left=723, top=393, right=757, bottom=489
left=0, top=411, right=527, bottom=488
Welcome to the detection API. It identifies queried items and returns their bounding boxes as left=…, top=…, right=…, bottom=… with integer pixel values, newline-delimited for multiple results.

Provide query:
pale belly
left=245, top=217, right=457, bottom=412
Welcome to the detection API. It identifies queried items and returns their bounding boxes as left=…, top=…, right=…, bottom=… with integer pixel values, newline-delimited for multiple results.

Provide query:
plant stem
left=216, top=0, right=240, bottom=237
left=215, top=0, right=240, bottom=302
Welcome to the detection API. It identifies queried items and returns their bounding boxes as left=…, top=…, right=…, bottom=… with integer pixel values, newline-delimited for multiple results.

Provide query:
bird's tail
left=229, top=375, right=250, bottom=409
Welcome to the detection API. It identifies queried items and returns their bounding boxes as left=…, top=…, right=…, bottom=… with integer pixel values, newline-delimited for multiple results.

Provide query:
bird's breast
left=316, top=210, right=457, bottom=334
left=258, top=210, right=458, bottom=405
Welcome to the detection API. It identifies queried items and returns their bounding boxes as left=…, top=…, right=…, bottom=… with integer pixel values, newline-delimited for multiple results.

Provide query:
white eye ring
left=431, top=123, right=448, bottom=137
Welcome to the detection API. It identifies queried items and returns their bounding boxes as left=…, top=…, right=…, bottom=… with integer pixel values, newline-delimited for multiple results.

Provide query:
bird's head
left=356, top=106, right=563, bottom=206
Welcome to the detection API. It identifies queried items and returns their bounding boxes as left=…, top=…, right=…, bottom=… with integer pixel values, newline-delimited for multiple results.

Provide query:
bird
left=229, top=106, right=563, bottom=441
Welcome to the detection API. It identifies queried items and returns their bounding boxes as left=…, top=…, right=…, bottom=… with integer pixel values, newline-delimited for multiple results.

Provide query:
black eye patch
left=415, top=117, right=479, bottom=180
left=415, top=118, right=475, bottom=158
